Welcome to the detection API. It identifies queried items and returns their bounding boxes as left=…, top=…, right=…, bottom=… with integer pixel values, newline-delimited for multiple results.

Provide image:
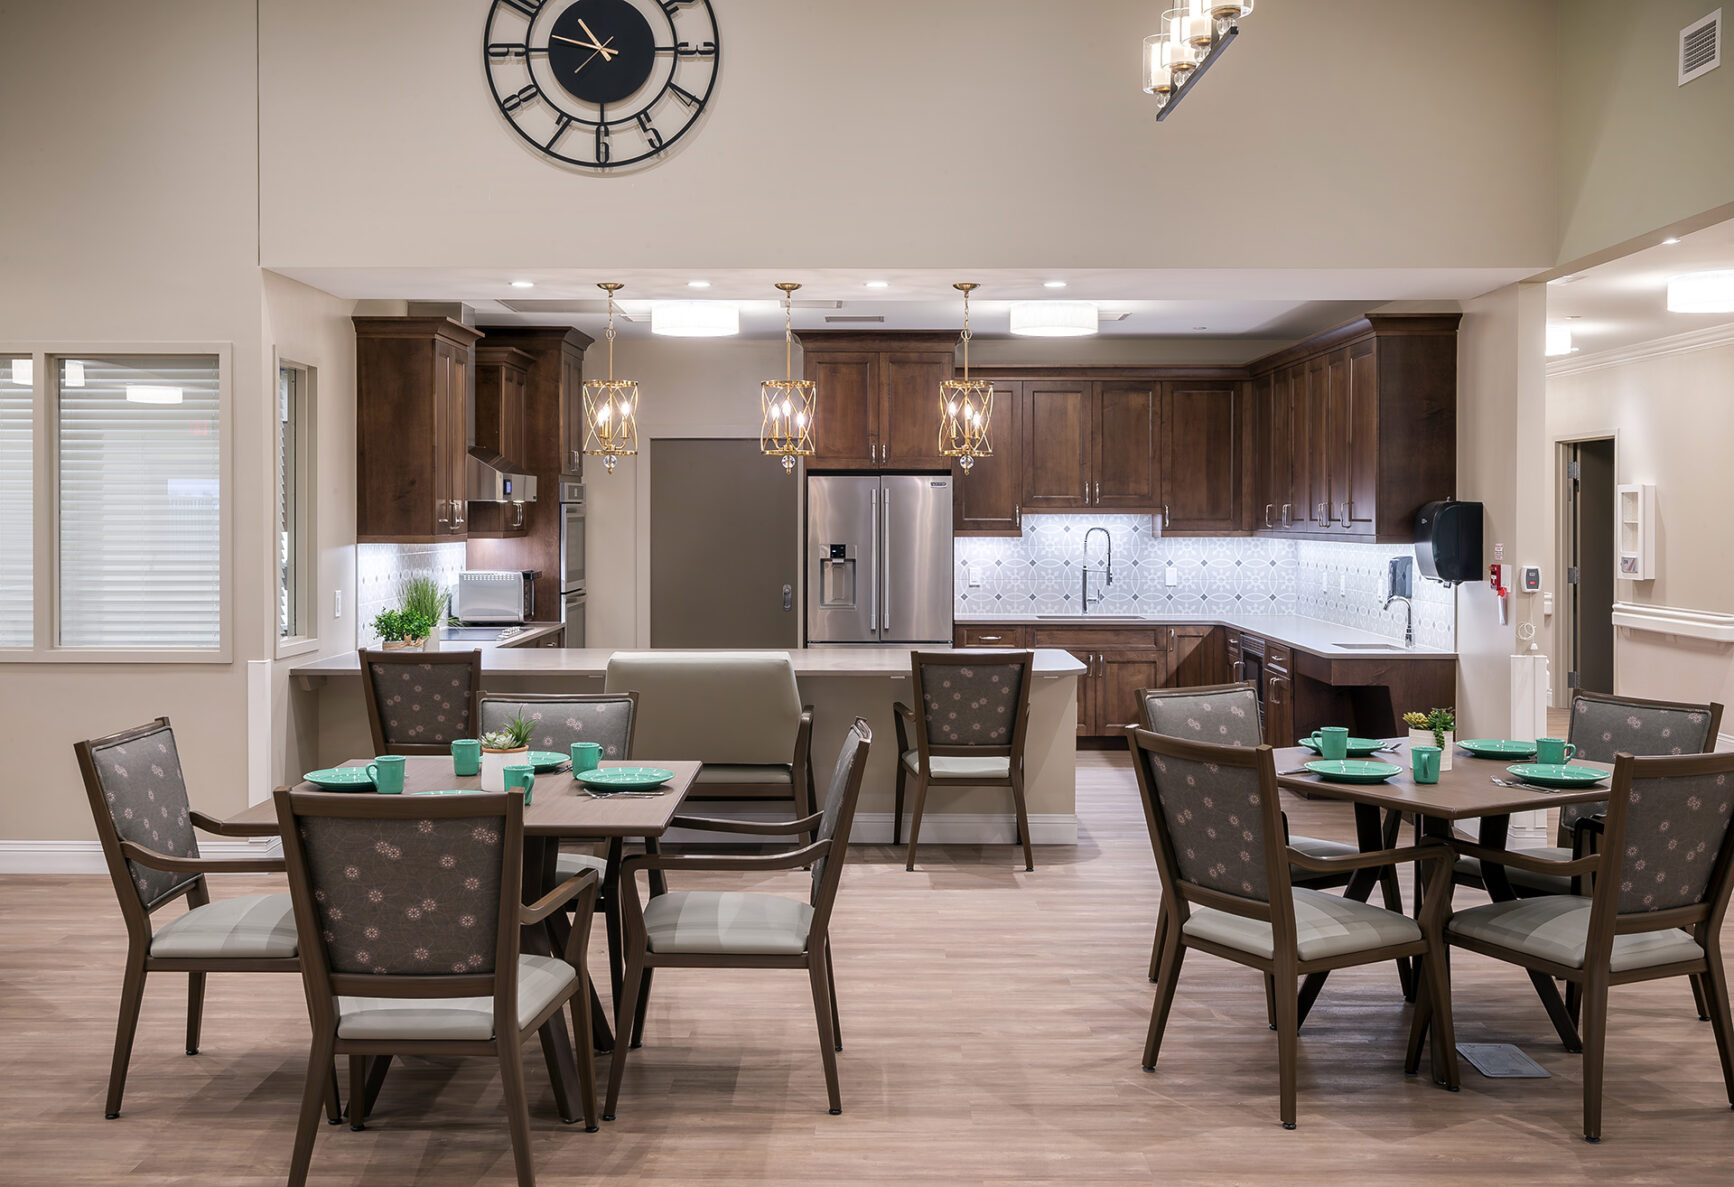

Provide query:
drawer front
left=1266, top=643, right=1293, bottom=675
left=1033, top=627, right=1165, bottom=648
left=956, top=624, right=1028, bottom=648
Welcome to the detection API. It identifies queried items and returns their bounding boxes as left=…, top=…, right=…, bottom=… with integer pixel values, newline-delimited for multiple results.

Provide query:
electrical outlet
left=967, top=565, right=980, bottom=588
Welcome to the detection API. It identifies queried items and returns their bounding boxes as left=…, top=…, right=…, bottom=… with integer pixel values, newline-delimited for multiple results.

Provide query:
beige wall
left=1557, top=0, right=1734, bottom=263
left=1546, top=333, right=1734, bottom=720
left=256, top=0, right=1557, bottom=272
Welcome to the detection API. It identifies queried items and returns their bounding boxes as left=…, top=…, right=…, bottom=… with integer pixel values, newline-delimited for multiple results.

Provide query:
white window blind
left=0, top=357, right=30, bottom=647
left=278, top=362, right=312, bottom=640
left=57, top=356, right=222, bottom=649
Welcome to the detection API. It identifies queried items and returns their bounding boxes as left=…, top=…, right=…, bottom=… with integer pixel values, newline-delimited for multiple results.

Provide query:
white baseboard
left=0, top=838, right=282, bottom=875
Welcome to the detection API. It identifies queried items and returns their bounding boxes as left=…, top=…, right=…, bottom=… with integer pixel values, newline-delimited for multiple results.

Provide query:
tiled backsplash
left=355, top=541, right=466, bottom=646
left=954, top=515, right=1454, bottom=649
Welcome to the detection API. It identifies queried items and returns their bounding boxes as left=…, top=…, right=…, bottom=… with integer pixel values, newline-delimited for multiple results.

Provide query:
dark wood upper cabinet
left=1343, top=339, right=1380, bottom=534
left=466, top=346, right=533, bottom=540
left=800, top=332, right=955, bottom=471
left=354, top=316, right=482, bottom=543
left=1162, top=380, right=1241, bottom=532
left=953, top=379, right=1023, bottom=535
left=1021, top=381, right=1092, bottom=509
left=1092, top=383, right=1162, bottom=509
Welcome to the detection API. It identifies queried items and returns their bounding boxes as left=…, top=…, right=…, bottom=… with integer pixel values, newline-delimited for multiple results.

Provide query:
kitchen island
left=291, top=647, right=1088, bottom=846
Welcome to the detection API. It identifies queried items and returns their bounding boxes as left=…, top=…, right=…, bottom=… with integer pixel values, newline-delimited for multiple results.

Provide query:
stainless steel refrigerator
left=807, top=474, right=953, bottom=644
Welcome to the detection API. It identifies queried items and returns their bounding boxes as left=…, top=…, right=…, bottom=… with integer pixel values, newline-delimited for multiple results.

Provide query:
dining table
left=1273, top=742, right=1616, bottom=1051
left=223, top=756, right=702, bottom=1051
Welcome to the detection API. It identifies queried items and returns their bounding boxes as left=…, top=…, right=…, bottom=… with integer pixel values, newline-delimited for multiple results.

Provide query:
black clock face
left=484, top=0, right=719, bottom=170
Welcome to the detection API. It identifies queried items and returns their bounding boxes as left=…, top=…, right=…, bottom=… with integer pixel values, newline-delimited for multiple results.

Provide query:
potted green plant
left=398, top=576, right=450, bottom=651
left=1403, top=707, right=1456, bottom=771
left=371, top=608, right=433, bottom=651
left=479, top=711, right=534, bottom=791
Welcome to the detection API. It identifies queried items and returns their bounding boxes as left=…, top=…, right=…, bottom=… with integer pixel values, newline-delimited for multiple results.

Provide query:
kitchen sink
left=1035, top=615, right=1151, bottom=623
left=1331, top=642, right=1409, bottom=651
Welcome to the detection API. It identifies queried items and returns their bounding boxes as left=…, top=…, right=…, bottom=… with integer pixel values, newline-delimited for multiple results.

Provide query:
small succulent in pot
left=1403, top=707, right=1457, bottom=769
left=479, top=711, right=535, bottom=791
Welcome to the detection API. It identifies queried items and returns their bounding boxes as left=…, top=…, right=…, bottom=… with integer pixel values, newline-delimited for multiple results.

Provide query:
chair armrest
left=893, top=701, right=916, bottom=725
left=1454, top=839, right=1599, bottom=878
left=1571, top=814, right=1605, bottom=858
left=521, top=869, right=598, bottom=927
left=622, top=840, right=826, bottom=879
left=189, top=810, right=259, bottom=838
left=893, top=701, right=915, bottom=755
left=118, top=840, right=286, bottom=875
left=1286, top=841, right=1452, bottom=875
left=671, top=813, right=825, bottom=836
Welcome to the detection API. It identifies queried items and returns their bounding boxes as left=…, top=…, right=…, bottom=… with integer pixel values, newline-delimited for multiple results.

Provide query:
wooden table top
left=223, top=758, right=700, bottom=838
left=1271, top=745, right=1616, bottom=820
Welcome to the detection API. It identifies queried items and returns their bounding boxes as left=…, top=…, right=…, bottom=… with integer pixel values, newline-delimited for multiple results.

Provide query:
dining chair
left=1130, top=727, right=1459, bottom=1129
left=603, top=650, right=814, bottom=821
left=602, top=718, right=871, bottom=1120
left=358, top=647, right=485, bottom=755
left=1438, top=750, right=1734, bottom=1141
left=895, top=651, right=1035, bottom=871
left=1137, top=682, right=1407, bottom=982
left=275, top=786, right=600, bottom=1187
left=73, top=718, right=323, bottom=1121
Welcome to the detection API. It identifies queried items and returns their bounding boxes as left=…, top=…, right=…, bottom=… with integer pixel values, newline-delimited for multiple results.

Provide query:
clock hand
left=572, top=38, right=617, bottom=76
left=576, top=17, right=608, bottom=51
left=551, top=32, right=617, bottom=59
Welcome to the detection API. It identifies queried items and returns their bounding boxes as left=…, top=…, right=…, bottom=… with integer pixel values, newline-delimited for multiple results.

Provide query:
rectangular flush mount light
left=126, top=385, right=183, bottom=404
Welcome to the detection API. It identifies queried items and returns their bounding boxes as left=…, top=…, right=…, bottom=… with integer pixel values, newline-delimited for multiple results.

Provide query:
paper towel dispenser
left=1414, top=500, right=1482, bottom=585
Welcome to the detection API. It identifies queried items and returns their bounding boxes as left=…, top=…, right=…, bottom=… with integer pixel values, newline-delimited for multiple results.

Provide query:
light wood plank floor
left=4, top=751, right=1731, bottom=1185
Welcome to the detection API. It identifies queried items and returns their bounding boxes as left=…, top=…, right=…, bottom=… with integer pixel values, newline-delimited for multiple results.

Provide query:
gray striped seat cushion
left=1447, top=896, right=1703, bottom=972
left=643, top=890, right=813, bottom=955
left=150, top=893, right=298, bottom=959
left=1182, top=887, right=1422, bottom=962
left=1452, top=846, right=1575, bottom=896
left=901, top=751, right=1011, bottom=780
left=337, top=954, right=576, bottom=1041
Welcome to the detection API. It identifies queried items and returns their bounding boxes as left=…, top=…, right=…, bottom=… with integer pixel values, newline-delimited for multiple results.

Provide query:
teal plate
left=1506, top=763, right=1608, bottom=788
left=1303, top=759, right=1403, bottom=785
left=303, top=767, right=374, bottom=791
left=1300, top=735, right=1389, bottom=758
left=574, top=766, right=675, bottom=792
left=1459, top=738, right=1539, bottom=759
left=528, top=751, right=569, bottom=772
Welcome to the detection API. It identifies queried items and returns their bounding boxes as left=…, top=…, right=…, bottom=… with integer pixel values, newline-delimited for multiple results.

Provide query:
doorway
left=1562, top=437, right=1616, bottom=696
left=650, top=438, right=800, bottom=648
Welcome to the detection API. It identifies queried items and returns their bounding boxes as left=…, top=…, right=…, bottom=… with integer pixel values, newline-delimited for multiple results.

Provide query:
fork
left=1490, top=776, right=1554, bottom=792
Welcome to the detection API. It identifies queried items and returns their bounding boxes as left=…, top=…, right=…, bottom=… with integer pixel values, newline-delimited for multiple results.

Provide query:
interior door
left=650, top=439, right=800, bottom=648
left=1022, top=382, right=1091, bottom=509
left=1092, top=383, right=1161, bottom=509
left=1567, top=438, right=1616, bottom=695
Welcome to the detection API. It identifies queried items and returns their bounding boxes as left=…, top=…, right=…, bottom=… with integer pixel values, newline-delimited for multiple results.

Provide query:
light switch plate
left=1165, top=564, right=1178, bottom=588
left=334, top=589, right=343, bottom=618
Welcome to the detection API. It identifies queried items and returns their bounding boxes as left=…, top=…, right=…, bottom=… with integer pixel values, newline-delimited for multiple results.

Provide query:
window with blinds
left=57, top=355, right=222, bottom=650
left=0, top=357, right=31, bottom=647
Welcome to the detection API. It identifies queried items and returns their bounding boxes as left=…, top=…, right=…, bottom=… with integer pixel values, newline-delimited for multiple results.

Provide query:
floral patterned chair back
left=1130, top=730, right=1283, bottom=907
left=1590, top=752, right=1734, bottom=933
left=278, top=789, right=518, bottom=982
left=912, top=651, right=1033, bottom=755
left=359, top=648, right=484, bottom=755
left=477, top=692, right=636, bottom=759
left=1559, top=692, right=1724, bottom=836
left=809, top=719, right=872, bottom=913
left=1141, top=682, right=1263, bottom=748
left=78, top=719, right=202, bottom=910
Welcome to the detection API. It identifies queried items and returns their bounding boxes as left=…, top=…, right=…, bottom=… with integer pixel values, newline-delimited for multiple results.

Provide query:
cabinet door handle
left=1337, top=501, right=1350, bottom=526
left=1083, top=479, right=1089, bottom=503
left=1014, top=503, right=1021, bottom=528
left=1232, top=659, right=1244, bottom=680
left=1264, top=504, right=1273, bottom=528
left=1094, top=481, right=1101, bottom=504
left=1281, top=502, right=1292, bottom=525
left=435, top=497, right=449, bottom=527
left=979, top=634, right=1003, bottom=642
left=1163, top=504, right=1171, bottom=525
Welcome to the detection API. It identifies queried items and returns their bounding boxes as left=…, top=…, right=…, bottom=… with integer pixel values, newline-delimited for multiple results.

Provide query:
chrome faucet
left=1081, top=526, right=1113, bottom=610
left=1384, top=593, right=1416, bottom=649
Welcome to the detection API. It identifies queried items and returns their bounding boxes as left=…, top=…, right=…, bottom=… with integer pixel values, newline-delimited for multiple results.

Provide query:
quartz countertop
left=953, top=611, right=1456, bottom=659
left=292, top=645, right=1088, bottom=681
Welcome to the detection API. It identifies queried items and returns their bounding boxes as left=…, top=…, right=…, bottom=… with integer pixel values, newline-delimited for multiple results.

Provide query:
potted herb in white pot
left=371, top=609, right=429, bottom=652
left=1403, top=707, right=1456, bottom=771
left=479, top=712, right=534, bottom=791
left=398, top=576, right=449, bottom=652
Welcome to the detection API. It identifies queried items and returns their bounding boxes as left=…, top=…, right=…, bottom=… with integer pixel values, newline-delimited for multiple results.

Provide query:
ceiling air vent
left=1680, top=9, right=1722, bottom=85
left=824, top=315, right=885, bottom=324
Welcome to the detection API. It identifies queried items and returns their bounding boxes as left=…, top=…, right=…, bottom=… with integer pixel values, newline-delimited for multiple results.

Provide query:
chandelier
left=1143, top=1, right=1254, bottom=119
left=760, top=282, right=816, bottom=472
left=580, top=282, right=639, bottom=474
left=938, top=283, right=992, bottom=473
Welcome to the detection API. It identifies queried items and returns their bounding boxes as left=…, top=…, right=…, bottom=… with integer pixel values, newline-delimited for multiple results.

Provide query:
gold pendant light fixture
left=581, top=282, right=639, bottom=475
left=938, top=282, right=992, bottom=473
left=759, top=282, right=817, bottom=473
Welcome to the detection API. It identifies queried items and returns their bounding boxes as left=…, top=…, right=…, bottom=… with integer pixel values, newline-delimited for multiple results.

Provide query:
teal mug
left=451, top=739, right=481, bottom=777
left=571, top=742, right=602, bottom=774
left=504, top=763, right=535, bottom=805
left=1535, top=736, right=1577, bottom=766
left=1316, top=726, right=1350, bottom=762
left=1411, top=745, right=1442, bottom=784
left=366, top=755, right=406, bottom=795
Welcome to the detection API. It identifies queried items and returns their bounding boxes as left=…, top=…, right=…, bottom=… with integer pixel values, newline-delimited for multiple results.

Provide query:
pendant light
left=760, top=282, right=817, bottom=472
left=580, top=282, right=639, bottom=475
left=938, top=283, right=993, bottom=473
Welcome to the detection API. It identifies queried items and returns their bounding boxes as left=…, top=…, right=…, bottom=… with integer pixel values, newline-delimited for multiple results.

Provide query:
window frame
left=0, top=341, right=233, bottom=664
left=275, top=356, right=319, bottom=658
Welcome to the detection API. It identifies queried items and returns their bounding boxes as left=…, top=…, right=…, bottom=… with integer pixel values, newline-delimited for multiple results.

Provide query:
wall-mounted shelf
left=1616, top=482, right=1654, bottom=581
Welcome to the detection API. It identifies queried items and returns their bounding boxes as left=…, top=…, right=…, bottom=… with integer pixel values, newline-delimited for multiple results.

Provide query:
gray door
left=1567, top=438, right=1616, bottom=695
left=880, top=474, right=953, bottom=644
left=651, top=439, right=799, bottom=648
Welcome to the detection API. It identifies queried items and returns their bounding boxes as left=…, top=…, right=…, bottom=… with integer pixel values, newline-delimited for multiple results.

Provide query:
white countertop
left=293, top=645, right=1088, bottom=680
left=953, top=611, right=1456, bottom=659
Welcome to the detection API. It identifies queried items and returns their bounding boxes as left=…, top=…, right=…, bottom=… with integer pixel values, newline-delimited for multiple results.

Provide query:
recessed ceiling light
left=1661, top=237, right=1681, bottom=245
left=1547, top=275, right=1580, bottom=286
left=864, top=280, right=890, bottom=289
left=687, top=280, right=711, bottom=288
left=1043, top=280, right=1068, bottom=289
left=1008, top=301, right=1098, bottom=337
left=510, top=280, right=534, bottom=288
left=1667, top=270, right=1734, bottom=313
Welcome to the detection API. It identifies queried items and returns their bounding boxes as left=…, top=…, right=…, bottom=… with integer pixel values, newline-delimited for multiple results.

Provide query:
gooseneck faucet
left=1384, top=592, right=1415, bottom=649
left=1082, top=526, right=1113, bottom=611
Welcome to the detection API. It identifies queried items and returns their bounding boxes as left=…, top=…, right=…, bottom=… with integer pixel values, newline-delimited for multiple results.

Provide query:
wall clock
left=484, top=0, right=719, bottom=170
